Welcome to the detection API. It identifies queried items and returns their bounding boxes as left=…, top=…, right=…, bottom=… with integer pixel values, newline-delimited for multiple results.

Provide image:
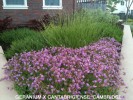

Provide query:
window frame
left=121, top=1, right=124, bottom=6
left=3, top=0, right=28, bottom=9
left=43, top=0, right=63, bottom=9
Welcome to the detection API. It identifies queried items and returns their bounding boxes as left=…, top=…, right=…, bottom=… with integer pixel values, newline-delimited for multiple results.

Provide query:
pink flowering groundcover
left=4, top=38, right=123, bottom=96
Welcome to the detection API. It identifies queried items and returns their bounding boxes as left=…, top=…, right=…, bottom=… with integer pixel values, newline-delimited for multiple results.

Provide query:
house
left=0, top=0, right=76, bottom=25
left=113, top=0, right=133, bottom=14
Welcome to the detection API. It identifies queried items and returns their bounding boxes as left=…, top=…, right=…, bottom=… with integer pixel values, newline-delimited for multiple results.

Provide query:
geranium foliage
left=4, top=38, right=123, bottom=95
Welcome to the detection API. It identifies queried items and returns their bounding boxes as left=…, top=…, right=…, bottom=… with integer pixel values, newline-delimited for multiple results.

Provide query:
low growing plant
left=4, top=38, right=123, bottom=96
left=0, top=28, right=39, bottom=50
left=5, top=33, right=47, bottom=59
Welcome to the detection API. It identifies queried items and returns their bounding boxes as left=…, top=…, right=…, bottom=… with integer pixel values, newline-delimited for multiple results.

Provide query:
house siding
left=0, top=0, right=76, bottom=24
left=113, top=1, right=133, bottom=14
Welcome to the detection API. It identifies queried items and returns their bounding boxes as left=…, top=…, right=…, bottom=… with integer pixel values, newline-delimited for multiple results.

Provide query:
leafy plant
left=0, top=16, right=12, bottom=32
left=5, top=38, right=123, bottom=96
left=27, top=13, right=52, bottom=31
left=0, top=28, right=38, bottom=50
left=27, top=19, right=44, bottom=31
left=4, top=10, right=123, bottom=59
left=42, top=13, right=51, bottom=26
left=107, top=0, right=120, bottom=12
left=5, top=33, right=47, bottom=59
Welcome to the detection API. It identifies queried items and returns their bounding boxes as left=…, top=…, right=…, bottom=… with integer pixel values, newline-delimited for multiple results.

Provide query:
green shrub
left=5, top=33, right=47, bottom=59
left=5, top=9, right=123, bottom=59
left=0, top=28, right=38, bottom=50
left=127, top=18, right=133, bottom=22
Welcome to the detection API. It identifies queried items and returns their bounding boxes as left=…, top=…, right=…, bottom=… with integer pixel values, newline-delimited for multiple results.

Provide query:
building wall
left=0, top=0, right=76, bottom=24
left=113, top=1, right=133, bottom=14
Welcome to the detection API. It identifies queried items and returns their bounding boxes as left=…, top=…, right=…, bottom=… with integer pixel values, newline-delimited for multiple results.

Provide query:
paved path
left=0, top=46, right=18, bottom=100
left=119, top=25, right=133, bottom=100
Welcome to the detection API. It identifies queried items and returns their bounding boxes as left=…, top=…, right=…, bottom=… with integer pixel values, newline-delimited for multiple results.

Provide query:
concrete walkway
left=0, top=46, right=18, bottom=100
left=119, top=25, right=133, bottom=100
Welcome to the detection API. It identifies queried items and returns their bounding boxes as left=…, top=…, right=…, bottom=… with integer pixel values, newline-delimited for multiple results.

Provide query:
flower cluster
left=5, top=38, right=123, bottom=95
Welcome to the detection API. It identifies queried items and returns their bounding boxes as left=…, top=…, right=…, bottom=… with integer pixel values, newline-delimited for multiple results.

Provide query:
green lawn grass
left=125, top=19, right=133, bottom=36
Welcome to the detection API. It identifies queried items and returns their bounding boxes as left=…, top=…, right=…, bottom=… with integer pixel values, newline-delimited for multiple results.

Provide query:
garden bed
left=0, top=10, right=123, bottom=98
left=5, top=38, right=122, bottom=96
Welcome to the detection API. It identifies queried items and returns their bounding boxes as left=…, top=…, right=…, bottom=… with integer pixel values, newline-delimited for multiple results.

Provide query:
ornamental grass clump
left=4, top=38, right=123, bottom=95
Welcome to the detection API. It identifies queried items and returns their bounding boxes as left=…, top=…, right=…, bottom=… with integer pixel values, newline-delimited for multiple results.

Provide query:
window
left=43, top=0, right=63, bottom=9
left=121, top=1, right=124, bottom=6
left=3, top=0, right=28, bottom=9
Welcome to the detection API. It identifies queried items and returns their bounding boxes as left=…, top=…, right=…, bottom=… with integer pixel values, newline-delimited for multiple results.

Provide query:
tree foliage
left=107, top=0, right=121, bottom=12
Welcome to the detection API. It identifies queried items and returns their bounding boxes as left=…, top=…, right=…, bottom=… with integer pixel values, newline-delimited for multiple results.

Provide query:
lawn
left=125, top=18, right=133, bottom=35
left=0, top=9, right=123, bottom=99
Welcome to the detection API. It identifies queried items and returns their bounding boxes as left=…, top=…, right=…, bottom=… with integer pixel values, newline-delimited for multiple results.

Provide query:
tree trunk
left=125, top=8, right=129, bottom=22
